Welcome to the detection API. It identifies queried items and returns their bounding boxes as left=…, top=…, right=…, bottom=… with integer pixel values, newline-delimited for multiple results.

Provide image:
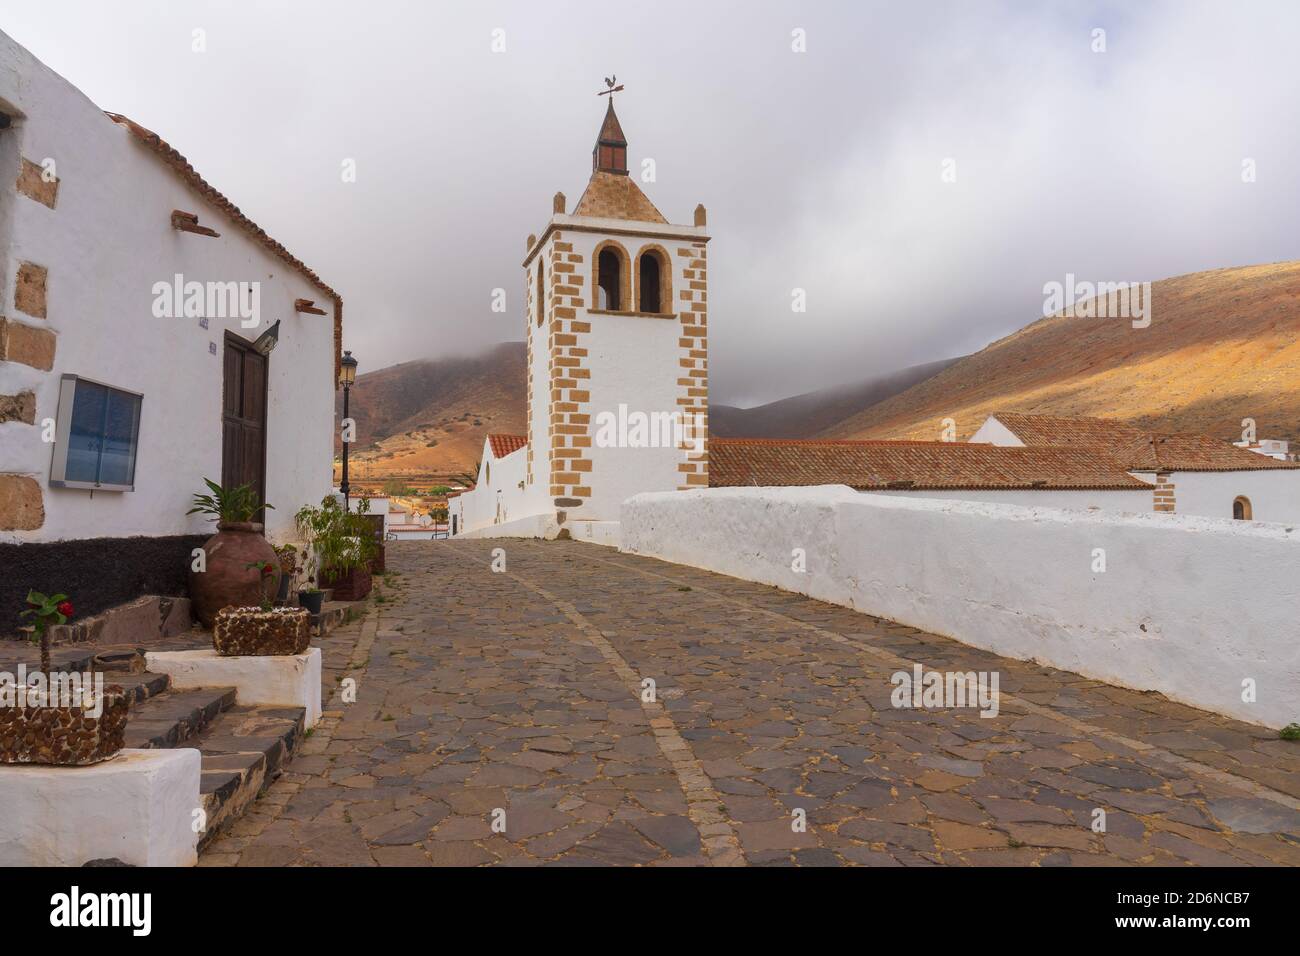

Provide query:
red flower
left=261, top=562, right=275, bottom=577
left=57, top=600, right=74, bottom=618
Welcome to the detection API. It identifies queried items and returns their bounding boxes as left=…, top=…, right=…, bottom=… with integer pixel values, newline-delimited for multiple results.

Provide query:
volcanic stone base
left=0, top=748, right=201, bottom=866
left=0, top=690, right=129, bottom=765
left=45, top=595, right=193, bottom=647
left=212, top=607, right=311, bottom=656
left=1, top=534, right=205, bottom=637
left=145, top=648, right=322, bottom=728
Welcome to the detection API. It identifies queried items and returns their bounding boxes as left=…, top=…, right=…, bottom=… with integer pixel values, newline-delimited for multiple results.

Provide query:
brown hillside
left=337, top=342, right=526, bottom=481
left=822, top=262, right=1300, bottom=443
left=711, top=357, right=958, bottom=438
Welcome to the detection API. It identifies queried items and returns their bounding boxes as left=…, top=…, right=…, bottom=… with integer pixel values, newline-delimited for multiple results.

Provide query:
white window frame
left=49, top=374, right=143, bottom=492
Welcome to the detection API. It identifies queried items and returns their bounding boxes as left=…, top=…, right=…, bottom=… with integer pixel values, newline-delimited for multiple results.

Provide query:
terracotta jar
left=188, top=521, right=281, bottom=628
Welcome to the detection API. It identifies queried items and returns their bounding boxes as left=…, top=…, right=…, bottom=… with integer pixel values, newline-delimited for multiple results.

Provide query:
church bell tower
left=520, top=84, right=711, bottom=535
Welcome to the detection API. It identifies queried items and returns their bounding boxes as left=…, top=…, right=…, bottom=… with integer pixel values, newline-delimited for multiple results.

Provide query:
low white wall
left=457, top=510, right=558, bottom=540
left=870, top=487, right=1153, bottom=514
left=566, top=519, right=620, bottom=547
left=147, top=647, right=322, bottom=728
left=621, top=485, right=1300, bottom=728
left=0, top=748, right=200, bottom=866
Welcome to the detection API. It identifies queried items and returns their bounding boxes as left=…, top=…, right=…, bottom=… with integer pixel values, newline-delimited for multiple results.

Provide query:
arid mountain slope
left=822, top=262, right=1300, bottom=442
left=711, top=358, right=958, bottom=438
left=342, top=345, right=955, bottom=479
left=338, top=342, right=525, bottom=479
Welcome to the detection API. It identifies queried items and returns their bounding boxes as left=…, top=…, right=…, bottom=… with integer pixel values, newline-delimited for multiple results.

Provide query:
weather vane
left=597, top=75, right=624, bottom=101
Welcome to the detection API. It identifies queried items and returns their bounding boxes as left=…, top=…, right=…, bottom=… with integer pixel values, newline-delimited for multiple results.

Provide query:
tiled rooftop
left=487, top=433, right=528, bottom=458
left=992, top=412, right=1298, bottom=472
left=709, top=438, right=1150, bottom=491
left=572, top=171, right=668, bottom=224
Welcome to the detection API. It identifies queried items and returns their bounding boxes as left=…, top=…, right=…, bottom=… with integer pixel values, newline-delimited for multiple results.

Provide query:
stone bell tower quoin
left=521, top=87, right=710, bottom=528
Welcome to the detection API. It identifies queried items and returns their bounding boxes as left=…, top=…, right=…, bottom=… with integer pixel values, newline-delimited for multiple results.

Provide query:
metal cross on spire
left=597, top=75, right=625, bottom=102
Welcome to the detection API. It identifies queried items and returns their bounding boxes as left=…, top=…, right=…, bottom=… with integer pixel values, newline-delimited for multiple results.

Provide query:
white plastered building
left=0, top=30, right=339, bottom=622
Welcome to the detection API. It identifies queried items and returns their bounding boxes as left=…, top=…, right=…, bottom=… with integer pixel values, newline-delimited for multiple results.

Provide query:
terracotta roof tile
left=709, top=438, right=1150, bottom=491
left=573, top=171, right=667, bottom=224
left=992, top=412, right=1297, bottom=472
left=991, top=412, right=1147, bottom=449
left=487, top=434, right=528, bottom=458
left=1131, top=432, right=1298, bottom=472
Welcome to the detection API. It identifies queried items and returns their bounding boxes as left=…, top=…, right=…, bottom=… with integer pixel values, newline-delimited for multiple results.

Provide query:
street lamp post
left=339, top=350, right=358, bottom=511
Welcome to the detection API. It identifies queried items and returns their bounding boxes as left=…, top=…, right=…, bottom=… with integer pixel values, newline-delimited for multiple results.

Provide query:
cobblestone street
left=203, top=540, right=1300, bottom=866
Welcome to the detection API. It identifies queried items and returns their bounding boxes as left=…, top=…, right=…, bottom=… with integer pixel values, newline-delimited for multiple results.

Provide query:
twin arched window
left=638, top=248, right=666, bottom=313
left=593, top=241, right=670, bottom=314
left=597, top=248, right=623, bottom=310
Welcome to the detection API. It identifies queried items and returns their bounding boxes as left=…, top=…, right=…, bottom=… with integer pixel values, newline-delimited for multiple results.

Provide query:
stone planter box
left=0, top=687, right=129, bottom=766
left=321, top=565, right=372, bottom=601
left=212, top=607, right=311, bottom=656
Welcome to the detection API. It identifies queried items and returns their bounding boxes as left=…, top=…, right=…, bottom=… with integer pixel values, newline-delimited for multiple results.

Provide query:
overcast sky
left=6, top=1, right=1298, bottom=405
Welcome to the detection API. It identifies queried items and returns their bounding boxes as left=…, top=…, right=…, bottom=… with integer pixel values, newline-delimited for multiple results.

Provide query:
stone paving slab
left=202, top=540, right=1300, bottom=867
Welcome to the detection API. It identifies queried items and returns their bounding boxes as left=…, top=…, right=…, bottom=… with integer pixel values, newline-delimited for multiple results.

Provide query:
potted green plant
left=4, top=591, right=128, bottom=765
left=298, top=581, right=326, bottom=616
left=275, top=543, right=299, bottom=604
left=186, top=478, right=278, bottom=628
left=19, top=589, right=70, bottom=676
left=294, top=494, right=378, bottom=602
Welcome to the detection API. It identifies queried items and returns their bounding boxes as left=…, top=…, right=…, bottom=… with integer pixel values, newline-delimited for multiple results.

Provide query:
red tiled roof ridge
left=992, top=412, right=1297, bottom=471
left=487, top=433, right=528, bottom=458
left=713, top=437, right=947, bottom=447
left=106, top=113, right=338, bottom=299
left=709, top=439, right=1149, bottom=491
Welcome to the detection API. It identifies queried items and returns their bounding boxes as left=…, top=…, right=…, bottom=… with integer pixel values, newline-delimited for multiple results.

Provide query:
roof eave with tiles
left=991, top=412, right=1300, bottom=473
left=708, top=438, right=1150, bottom=492
left=105, top=112, right=343, bottom=382
left=487, top=433, right=528, bottom=459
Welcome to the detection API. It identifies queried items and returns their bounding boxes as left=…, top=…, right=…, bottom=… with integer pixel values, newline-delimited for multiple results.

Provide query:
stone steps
left=122, top=685, right=238, bottom=750
left=2, top=636, right=313, bottom=858
left=194, top=704, right=307, bottom=846
left=105, top=670, right=171, bottom=708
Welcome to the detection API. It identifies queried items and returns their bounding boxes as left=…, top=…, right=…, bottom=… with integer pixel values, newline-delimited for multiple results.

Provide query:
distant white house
left=1234, top=438, right=1290, bottom=461
left=348, top=494, right=445, bottom=540
left=970, top=412, right=1300, bottom=522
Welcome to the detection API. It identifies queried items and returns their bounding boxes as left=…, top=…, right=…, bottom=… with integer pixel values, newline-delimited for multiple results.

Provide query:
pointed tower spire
left=593, top=93, right=628, bottom=175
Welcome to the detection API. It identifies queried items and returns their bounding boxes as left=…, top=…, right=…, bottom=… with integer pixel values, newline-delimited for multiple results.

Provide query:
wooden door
left=221, top=332, right=268, bottom=517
